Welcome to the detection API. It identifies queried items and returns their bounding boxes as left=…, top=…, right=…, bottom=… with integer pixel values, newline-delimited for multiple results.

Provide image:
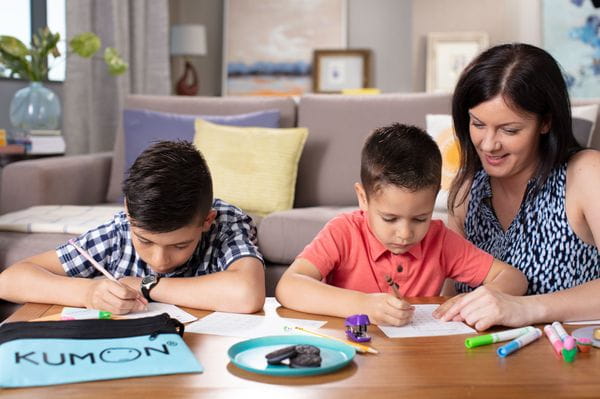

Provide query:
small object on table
left=562, top=336, right=578, bottom=363
left=345, top=314, right=371, bottom=343
left=575, top=337, right=593, bottom=353
left=265, top=344, right=322, bottom=368
left=594, top=328, right=600, bottom=340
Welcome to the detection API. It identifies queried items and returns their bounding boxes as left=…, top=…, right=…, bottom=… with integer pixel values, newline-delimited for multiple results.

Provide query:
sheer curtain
left=63, top=0, right=170, bottom=154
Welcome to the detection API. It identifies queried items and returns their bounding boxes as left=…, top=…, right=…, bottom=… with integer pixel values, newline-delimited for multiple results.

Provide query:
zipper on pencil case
left=0, top=313, right=184, bottom=345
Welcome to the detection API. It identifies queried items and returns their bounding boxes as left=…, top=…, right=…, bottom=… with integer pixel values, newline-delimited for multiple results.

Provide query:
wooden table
left=1, top=298, right=599, bottom=399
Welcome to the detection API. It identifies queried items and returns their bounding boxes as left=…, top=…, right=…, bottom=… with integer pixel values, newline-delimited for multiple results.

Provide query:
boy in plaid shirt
left=0, top=141, right=265, bottom=314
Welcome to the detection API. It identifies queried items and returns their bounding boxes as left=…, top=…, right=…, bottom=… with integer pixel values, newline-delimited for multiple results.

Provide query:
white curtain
left=63, top=0, right=170, bottom=154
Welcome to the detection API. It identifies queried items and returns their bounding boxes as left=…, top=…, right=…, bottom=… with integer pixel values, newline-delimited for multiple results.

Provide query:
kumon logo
left=13, top=341, right=178, bottom=366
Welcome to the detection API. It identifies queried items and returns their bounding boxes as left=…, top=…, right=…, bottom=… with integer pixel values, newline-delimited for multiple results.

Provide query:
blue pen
left=497, top=328, right=542, bottom=357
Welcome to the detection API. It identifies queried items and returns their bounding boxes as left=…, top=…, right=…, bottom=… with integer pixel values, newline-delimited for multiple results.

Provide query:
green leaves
left=69, top=32, right=101, bottom=58
left=0, top=28, right=127, bottom=81
left=104, top=47, right=128, bottom=75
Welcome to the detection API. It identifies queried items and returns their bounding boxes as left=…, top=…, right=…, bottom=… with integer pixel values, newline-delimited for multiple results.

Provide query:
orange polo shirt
left=298, top=210, right=493, bottom=297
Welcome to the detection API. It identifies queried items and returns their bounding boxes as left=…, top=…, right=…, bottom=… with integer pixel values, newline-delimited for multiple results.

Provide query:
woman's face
left=468, top=95, right=549, bottom=181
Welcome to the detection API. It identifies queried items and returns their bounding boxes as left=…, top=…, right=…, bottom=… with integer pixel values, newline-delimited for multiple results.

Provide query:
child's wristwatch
left=141, top=275, right=161, bottom=302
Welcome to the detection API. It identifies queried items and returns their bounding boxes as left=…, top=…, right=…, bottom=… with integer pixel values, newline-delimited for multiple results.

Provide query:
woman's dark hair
left=361, top=123, right=442, bottom=196
left=449, top=43, right=582, bottom=213
left=123, top=140, right=213, bottom=232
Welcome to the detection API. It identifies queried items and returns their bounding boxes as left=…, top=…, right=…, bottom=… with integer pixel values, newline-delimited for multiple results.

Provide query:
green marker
left=98, top=311, right=112, bottom=319
left=465, top=326, right=535, bottom=349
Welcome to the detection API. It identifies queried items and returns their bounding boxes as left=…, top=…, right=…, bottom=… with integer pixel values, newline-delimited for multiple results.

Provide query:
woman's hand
left=432, top=286, right=533, bottom=331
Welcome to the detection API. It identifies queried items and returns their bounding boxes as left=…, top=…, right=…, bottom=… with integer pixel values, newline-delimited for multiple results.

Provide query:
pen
left=543, top=324, right=564, bottom=357
left=496, top=328, right=542, bottom=357
left=69, top=239, right=147, bottom=308
left=286, top=326, right=379, bottom=354
left=384, top=274, right=401, bottom=298
left=465, top=326, right=535, bottom=348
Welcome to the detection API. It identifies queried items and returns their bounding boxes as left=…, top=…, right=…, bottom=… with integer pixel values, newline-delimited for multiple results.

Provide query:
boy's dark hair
left=449, top=43, right=582, bottom=213
left=123, top=140, right=213, bottom=233
left=361, top=123, right=442, bottom=197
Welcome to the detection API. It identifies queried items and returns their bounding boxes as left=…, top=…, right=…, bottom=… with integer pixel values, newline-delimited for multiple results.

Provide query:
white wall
left=348, top=0, right=413, bottom=92
left=411, top=0, right=542, bottom=91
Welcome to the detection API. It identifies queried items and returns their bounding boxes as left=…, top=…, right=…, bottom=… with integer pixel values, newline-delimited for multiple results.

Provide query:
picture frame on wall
left=222, top=0, right=347, bottom=96
left=426, top=32, right=489, bottom=93
left=312, top=49, right=371, bottom=93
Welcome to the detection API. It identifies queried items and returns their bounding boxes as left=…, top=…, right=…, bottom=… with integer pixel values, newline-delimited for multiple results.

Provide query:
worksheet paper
left=122, top=302, right=197, bottom=323
left=186, top=312, right=327, bottom=338
left=378, top=304, right=476, bottom=338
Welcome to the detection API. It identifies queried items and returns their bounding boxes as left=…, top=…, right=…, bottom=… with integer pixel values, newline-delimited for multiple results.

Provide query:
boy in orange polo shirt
left=275, top=123, right=527, bottom=328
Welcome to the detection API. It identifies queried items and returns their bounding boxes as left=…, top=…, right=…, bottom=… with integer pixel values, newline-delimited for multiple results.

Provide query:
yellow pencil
left=289, top=326, right=379, bottom=354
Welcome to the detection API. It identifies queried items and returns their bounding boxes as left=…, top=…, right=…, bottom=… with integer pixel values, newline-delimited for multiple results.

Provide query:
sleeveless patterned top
left=456, top=164, right=599, bottom=295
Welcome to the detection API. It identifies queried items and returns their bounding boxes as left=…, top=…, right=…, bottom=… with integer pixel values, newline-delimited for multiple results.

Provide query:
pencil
left=385, top=274, right=402, bottom=299
left=69, top=240, right=146, bottom=308
left=289, top=326, right=379, bottom=354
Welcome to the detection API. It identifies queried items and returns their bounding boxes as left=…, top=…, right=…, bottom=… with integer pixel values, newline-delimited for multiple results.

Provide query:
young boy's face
left=129, top=210, right=216, bottom=274
left=355, top=183, right=437, bottom=255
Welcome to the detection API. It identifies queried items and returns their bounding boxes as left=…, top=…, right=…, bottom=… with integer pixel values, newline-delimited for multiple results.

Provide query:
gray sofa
left=2, top=93, right=599, bottom=320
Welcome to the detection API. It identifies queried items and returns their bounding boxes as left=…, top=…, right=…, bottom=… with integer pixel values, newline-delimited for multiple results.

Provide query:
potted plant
left=0, top=27, right=127, bottom=131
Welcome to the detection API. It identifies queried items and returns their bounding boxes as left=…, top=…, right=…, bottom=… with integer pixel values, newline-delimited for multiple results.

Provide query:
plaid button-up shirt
left=57, top=199, right=263, bottom=278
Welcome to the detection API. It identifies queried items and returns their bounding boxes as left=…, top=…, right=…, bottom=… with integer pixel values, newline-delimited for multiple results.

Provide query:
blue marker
left=497, top=328, right=542, bottom=358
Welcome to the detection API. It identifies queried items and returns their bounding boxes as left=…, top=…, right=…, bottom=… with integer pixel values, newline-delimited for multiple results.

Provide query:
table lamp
left=170, top=24, right=207, bottom=96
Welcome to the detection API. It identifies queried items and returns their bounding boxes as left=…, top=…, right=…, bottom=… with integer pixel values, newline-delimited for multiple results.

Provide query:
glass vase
left=9, top=82, right=61, bottom=131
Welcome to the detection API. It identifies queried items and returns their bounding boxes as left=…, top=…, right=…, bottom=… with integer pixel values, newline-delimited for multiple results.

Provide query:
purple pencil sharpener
left=345, top=314, right=371, bottom=342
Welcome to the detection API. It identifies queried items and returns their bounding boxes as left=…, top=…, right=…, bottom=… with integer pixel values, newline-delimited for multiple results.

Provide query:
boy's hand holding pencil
left=70, top=239, right=148, bottom=315
left=362, top=276, right=415, bottom=326
left=85, top=278, right=147, bottom=315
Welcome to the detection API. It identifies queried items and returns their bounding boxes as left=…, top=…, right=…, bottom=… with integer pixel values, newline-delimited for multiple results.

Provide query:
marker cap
left=99, top=311, right=112, bottom=319
left=465, top=334, right=494, bottom=348
left=497, top=341, right=519, bottom=358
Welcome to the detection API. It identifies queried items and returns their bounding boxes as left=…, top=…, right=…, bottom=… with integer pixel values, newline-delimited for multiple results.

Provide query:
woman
left=434, top=43, right=599, bottom=330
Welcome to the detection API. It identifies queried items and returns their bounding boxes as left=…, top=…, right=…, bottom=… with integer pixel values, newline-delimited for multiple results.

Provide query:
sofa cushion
left=572, top=104, right=598, bottom=147
left=0, top=205, right=123, bottom=234
left=257, top=206, right=357, bottom=264
left=295, top=93, right=453, bottom=207
left=194, top=119, right=308, bottom=216
left=123, top=108, right=281, bottom=180
left=107, top=95, right=297, bottom=203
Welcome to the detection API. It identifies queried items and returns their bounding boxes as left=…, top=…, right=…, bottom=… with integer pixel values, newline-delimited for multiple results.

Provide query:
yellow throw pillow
left=426, top=114, right=460, bottom=212
left=193, top=119, right=308, bottom=216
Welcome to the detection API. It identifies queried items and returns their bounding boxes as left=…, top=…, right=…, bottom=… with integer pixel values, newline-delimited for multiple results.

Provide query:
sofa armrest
left=1, top=152, right=113, bottom=214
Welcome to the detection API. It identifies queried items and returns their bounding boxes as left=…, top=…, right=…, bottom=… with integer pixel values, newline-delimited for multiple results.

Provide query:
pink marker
left=543, top=324, right=564, bottom=357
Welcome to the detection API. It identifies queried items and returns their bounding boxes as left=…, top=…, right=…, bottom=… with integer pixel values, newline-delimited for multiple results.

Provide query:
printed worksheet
left=115, top=302, right=197, bottom=323
left=378, top=304, right=476, bottom=338
left=186, top=312, right=327, bottom=338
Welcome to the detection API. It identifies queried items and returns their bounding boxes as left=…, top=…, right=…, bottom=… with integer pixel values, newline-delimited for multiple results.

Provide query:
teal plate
left=228, top=335, right=356, bottom=376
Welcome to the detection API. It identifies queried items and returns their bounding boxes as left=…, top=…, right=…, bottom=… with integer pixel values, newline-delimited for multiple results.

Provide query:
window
left=0, top=0, right=66, bottom=81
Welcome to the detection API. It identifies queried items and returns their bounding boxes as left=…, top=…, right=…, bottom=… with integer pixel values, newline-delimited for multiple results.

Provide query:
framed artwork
left=223, top=0, right=347, bottom=96
left=312, top=49, right=371, bottom=93
left=426, top=32, right=489, bottom=93
left=543, top=0, right=600, bottom=98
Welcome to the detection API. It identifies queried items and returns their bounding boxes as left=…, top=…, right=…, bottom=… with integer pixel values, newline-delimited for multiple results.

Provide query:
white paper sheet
left=378, top=304, right=476, bottom=338
left=121, top=302, right=197, bottom=323
left=60, top=303, right=197, bottom=324
left=186, top=311, right=327, bottom=338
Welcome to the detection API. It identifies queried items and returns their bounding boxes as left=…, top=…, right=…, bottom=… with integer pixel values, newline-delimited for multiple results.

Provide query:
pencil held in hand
left=385, top=275, right=402, bottom=299
left=69, top=239, right=147, bottom=310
